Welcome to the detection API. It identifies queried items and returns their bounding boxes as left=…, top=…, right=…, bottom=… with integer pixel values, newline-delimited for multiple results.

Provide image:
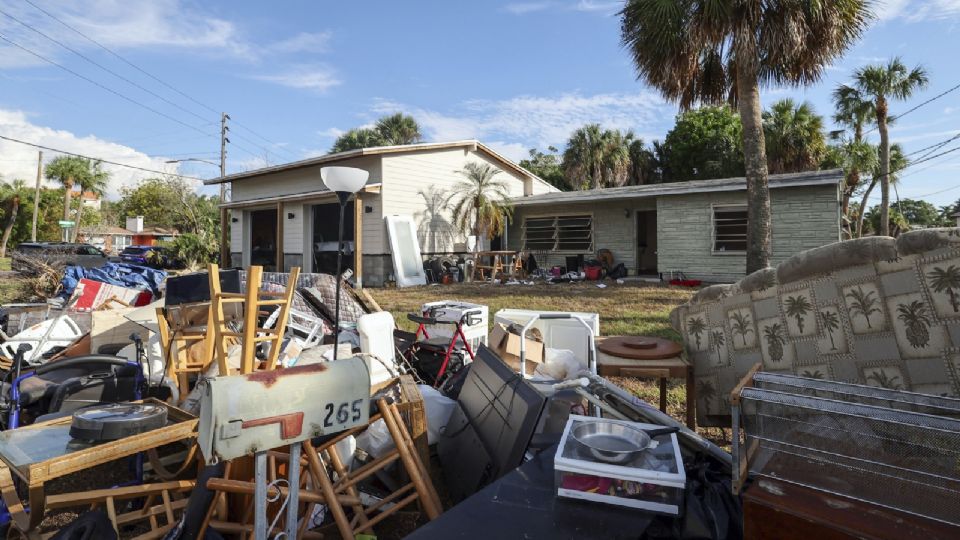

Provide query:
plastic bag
left=534, top=348, right=583, bottom=381
left=355, top=419, right=395, bottom=459
left=418, top=385, right=457, bottom=444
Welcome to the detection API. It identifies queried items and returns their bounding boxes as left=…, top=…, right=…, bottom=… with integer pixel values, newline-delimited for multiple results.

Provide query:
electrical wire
left=0, top=134, right=205, bottom=180
left=863, top=82, right=960, bottom=136
left=0, top=31, right=215, bottom=138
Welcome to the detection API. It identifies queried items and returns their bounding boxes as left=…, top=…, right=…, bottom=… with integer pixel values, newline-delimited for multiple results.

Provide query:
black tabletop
left=408, top=446, right=655, bottom=540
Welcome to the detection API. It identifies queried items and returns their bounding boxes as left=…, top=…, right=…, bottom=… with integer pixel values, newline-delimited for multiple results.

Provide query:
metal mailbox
left=199, top=357, right=371, bottom=464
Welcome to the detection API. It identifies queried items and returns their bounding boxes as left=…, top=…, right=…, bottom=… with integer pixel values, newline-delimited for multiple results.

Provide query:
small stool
left=595, top=336, right=695, bottom=429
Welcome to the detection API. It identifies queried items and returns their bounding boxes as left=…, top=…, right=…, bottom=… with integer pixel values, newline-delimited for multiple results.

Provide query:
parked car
left=11, top=242, right=107, bottom=272
left=120, top=246, right=182, bottom=269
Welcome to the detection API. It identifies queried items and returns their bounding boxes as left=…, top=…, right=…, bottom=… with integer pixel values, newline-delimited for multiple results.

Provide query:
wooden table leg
left=685, top=366, right=696, bottom=429
left=658, top=377, right=667, bottom=413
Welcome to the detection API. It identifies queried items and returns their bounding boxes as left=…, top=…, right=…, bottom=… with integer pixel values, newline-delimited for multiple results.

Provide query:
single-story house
left=212, top=139, right=842, bottom=285
left=508, top=169, right=843, bottom=283
left=207, top=141, right=557, bottom=286
left=952, top=209, right=960, bottom=227
left=79, top=225, right=133, bottom=255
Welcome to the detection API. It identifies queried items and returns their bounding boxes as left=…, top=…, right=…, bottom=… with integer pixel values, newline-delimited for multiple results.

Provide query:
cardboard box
left=490, top=322, right=543, bottom=374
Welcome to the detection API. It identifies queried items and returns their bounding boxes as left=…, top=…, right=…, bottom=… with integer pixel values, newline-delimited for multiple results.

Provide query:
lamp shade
left=320, top=166, right=369, bottom=194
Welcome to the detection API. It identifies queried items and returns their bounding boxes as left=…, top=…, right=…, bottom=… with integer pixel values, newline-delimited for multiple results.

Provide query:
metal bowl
left=571, top=420, right=652, bottom=464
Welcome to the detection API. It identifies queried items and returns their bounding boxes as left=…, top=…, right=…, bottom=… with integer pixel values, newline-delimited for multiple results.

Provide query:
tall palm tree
left=832, top=84, right=877, bottom=234
left=762, top=99, right=827, bottom=174
left=562, top=125, right=631, bottom=189
left=853, top=58, right=929, bottom=236
left=375, top=113, right=423, bottom=146
left=0, top=180, right=27, bottom=258
left=856, top=144, right=907, bottom=237
left=627, top=138, right=658, bottom=185
left=72, top=161, right=109, bottom=242
left=620, top=0, right=873, bottom=274
left=330, top=128, right=386, bottom=153
left=446, top=162, right=513, bottom=253
left=45, top=156, right=93, bottom=233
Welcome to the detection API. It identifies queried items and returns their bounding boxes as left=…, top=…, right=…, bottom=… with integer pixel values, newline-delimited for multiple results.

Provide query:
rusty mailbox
left=198, top=358, right=371, bottom=464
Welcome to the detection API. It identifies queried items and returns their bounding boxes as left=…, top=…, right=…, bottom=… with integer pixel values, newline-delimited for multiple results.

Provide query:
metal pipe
left=286, top=443, right=301, bottom=538
left=254, top=451, right=267, bottom=540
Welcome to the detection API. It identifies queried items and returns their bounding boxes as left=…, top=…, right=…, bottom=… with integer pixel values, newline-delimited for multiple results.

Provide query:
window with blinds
left=713, top=206, right=748, bottom=252
left=523, top=215, right=593, bottom=251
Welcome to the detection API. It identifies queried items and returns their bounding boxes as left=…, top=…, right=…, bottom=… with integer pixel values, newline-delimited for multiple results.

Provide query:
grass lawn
left=0, top=273, right=30, bottom=304
left=367, top=281, right=729, bottom=446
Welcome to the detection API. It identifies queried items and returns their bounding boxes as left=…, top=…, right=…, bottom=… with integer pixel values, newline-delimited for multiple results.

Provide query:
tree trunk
left=841, top=167, right=860, bottom=239
left=73, top=196, right=85, bottom=242
left=736, top=63, right=771, bottom=274
left=877, top=97, right=890, bottom=237
left=856, top=177, right=878, bottom=237
left=62, top=177, right=73, bottom=242
left=0, top=195, right=20, bottom=258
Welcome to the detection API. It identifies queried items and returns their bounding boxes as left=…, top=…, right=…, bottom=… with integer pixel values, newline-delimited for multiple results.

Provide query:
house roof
left=510, top=169, right=844, bottom=207
left=203, top=140, right=554, bottom=192
left=952, top=210, right=960, bottom=218
left=81, top=225, right=131, bottom=236
left=138, top=227, right=179, bottom=236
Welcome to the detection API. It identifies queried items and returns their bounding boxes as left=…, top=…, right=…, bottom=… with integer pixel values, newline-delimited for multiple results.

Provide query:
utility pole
left=220, top=112, right=230, bottom=266
left=31, top=151, right=42, bottom=242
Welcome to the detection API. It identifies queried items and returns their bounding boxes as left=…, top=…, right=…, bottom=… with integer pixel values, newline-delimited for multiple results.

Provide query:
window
left=713, top=206, right=748, bottom=252
left=523, top=215, right=593, bottom=252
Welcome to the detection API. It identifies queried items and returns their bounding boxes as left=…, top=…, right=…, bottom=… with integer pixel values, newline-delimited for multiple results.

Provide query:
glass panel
left=714, top=207, right=748, bottom=252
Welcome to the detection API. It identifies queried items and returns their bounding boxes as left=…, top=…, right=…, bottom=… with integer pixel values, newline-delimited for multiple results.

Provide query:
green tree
left=891, top=199, right=952, bottom=229
left=518, top=147, right=567, bottom=190
left=620, top=0, right=873, bottom=274
left=375, top=113, right=423, bottom=146
left=831, top=83, right=877, bottom=235
left=627, top=138, right=659, bottom=185
left=115, top=178, right=183, bottom=230
left=762, top=99, right=826, bottom=174
left=562, top=124, right=632, bottom=189
left=853, top=58, right=929, bottom=236
left=330, top=128, right=386, bottom=153
left=45, top=156, right=94, bottom=229
left=446, top=162, right=513, bottom=252
left=658, top=107, right=744, bottom=182
left=0, top=180, right=27, bottom=258
left=71, top=161, right=109, bottom=242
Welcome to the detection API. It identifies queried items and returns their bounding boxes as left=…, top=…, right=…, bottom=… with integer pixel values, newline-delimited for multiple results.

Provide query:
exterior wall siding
left=229, top=155, right=381, bottom=202
left=656, top=184, right=840, bottom=282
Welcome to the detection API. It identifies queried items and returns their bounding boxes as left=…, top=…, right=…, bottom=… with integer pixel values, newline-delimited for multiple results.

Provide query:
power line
left=0, top=7, right=213, bottom=125
left=864, top=81, right=960, bottom=135
left=0, top=134, right=205, bottom=181
left=21, top=0, right=298, bottom=161
left=0, top=31, right=215, bottom=138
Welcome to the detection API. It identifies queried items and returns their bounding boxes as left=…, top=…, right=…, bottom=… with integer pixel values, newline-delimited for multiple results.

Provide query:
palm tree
left=330, top=128, right=386, bottom=153
left=446, top=162, right=513, bottom=253
left=927, top=265, right=960, bottom=313
left=762, top=99, right=827, bottom=174
left=414, top=187, right=454, bottom=254
left=687, top=316, right=707, bottom=349
left=71, top=161, right=108, bottom=242
left=856, top=144, right=907, bottom=238
left=627, top=138, right=658, bottom=185
left=820, top=309, right=841, bottom=351
left=853, top=58, right=929, bottom=236
left=729, top=311, right=754, bottom=347
left=896, top=300, right=931, bottom=348
left=375, top=113, right=423, bottom=146
left=620, top=0, right=873, bottom=274
left=562, top=125, right=632, bottom=189
left=45, top=156, right=94, bottom=233
left=801, top=369, right=825, bottom=380
left=845, top=285, right=881, bottom=329
left=866, top=369, right=902, bottom=390
left=711, top=329, right=725, bottom=365
left=832, top=84, right=877, bottom=235
left=0, top=180, right=27, bottom=258
left=784, top=294, right=813, bottom=334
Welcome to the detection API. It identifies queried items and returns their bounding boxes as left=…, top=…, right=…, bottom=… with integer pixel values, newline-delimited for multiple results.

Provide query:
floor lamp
left=320, top=166, right=369, bottom=360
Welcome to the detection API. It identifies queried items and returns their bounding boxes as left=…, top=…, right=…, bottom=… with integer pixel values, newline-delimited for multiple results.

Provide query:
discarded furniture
left=0, top=314, right=84, bottom=365
left=0, top=399, right=197, bottom=537
left=420, top=300, right=489, bottom=351
left=495, top=309, right=600, bottom=364
left=358, top=311, right=400, bottom=386
left=156, top=303, right=217, bottom=400
left=731, top=368, right=960, bottom=527
left=596, top=335, right=695, bottom=428
left=404, top=310, right=477, bottom=388
left=208, top=263, right=300, bottom=374
left=472, top=250, right=518, bottom=281
left=384, top=215, right=427, bottom=288
left=409, top=442, right=654, bottom=539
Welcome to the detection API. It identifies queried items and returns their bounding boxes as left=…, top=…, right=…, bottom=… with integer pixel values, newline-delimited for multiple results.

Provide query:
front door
left=636, top=210, right=658, bottom=275
left=249, top=209, right=278, bottom=272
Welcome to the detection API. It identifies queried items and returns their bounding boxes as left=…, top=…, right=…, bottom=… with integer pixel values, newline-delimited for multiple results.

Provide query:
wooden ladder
left=208, top=263, right=300, bottom=375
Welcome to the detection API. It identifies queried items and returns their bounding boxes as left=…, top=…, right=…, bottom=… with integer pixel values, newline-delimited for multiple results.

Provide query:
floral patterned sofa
left=670, top=227, right=960, bottom=427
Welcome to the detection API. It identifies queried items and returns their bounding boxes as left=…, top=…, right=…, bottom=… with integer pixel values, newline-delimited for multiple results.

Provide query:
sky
left=0, top=0, right=958, bottom=208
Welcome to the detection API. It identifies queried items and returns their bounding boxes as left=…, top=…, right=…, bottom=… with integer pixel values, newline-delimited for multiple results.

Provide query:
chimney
left=523, top=177, right=533, bottom=196
left=126, top=216, right=144, bottom=233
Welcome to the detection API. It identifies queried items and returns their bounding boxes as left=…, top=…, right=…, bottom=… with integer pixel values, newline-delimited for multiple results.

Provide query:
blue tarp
left=61, top=263, right=166, bottom=298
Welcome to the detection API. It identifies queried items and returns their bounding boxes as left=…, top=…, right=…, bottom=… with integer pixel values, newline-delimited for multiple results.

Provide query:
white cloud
left=317, top=127, right=345, bottom=138
left=0, top=108, right=194, bottom=197
left=572, top=0, right=621, bottom=13
left=370, top=91, right=672, bottom=150
left=875, top=0, right=960, bottom=21
left=264, top=31, right=331, bottom=55
left=251, top=65, right=342, bottom=92
left=503, top=2, right=553, bottom=14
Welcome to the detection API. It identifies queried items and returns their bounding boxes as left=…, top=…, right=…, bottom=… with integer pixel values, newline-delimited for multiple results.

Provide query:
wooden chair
left=155, top=304, right=217, bottom=401
left=208, top=263, right=300, bottom=375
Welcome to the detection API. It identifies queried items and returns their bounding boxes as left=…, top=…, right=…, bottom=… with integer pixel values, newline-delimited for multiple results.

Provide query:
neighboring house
left=79, top=190, right=101, bottom=211
left=125, top=216, right=179, bottom=246
left=508, top=169, right=843, bottom=283
left=953, top=210, right=960, bottom=227
left=78, top=225, right=133, bottom=255
left=207, top=140, right=557, bottom=286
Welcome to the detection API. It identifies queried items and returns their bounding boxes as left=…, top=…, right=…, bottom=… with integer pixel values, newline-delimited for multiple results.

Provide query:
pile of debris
left=0, top=262, right=739, bottom=539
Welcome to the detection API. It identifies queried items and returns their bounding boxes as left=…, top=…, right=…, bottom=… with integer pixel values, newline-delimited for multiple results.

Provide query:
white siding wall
left=282, top=202, right=305, bottom=254
left=230, top=209, right=243, bottom=252
left=229, top=156, right=382, bottom=202
left=380, top=148, right=534, bottom=254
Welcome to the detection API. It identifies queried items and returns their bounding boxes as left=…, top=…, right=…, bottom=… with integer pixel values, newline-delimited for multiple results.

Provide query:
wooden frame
left=0, top=399, right=197, bottom=536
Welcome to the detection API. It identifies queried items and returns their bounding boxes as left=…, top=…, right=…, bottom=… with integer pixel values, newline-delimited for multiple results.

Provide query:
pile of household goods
left=0, top=264, right=740, bottom=539
left=421, top=249, right=632, bottom=287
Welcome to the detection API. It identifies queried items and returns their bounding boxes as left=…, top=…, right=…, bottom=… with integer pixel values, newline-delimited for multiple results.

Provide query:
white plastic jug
left=358, top=311, right=398, bottom=386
